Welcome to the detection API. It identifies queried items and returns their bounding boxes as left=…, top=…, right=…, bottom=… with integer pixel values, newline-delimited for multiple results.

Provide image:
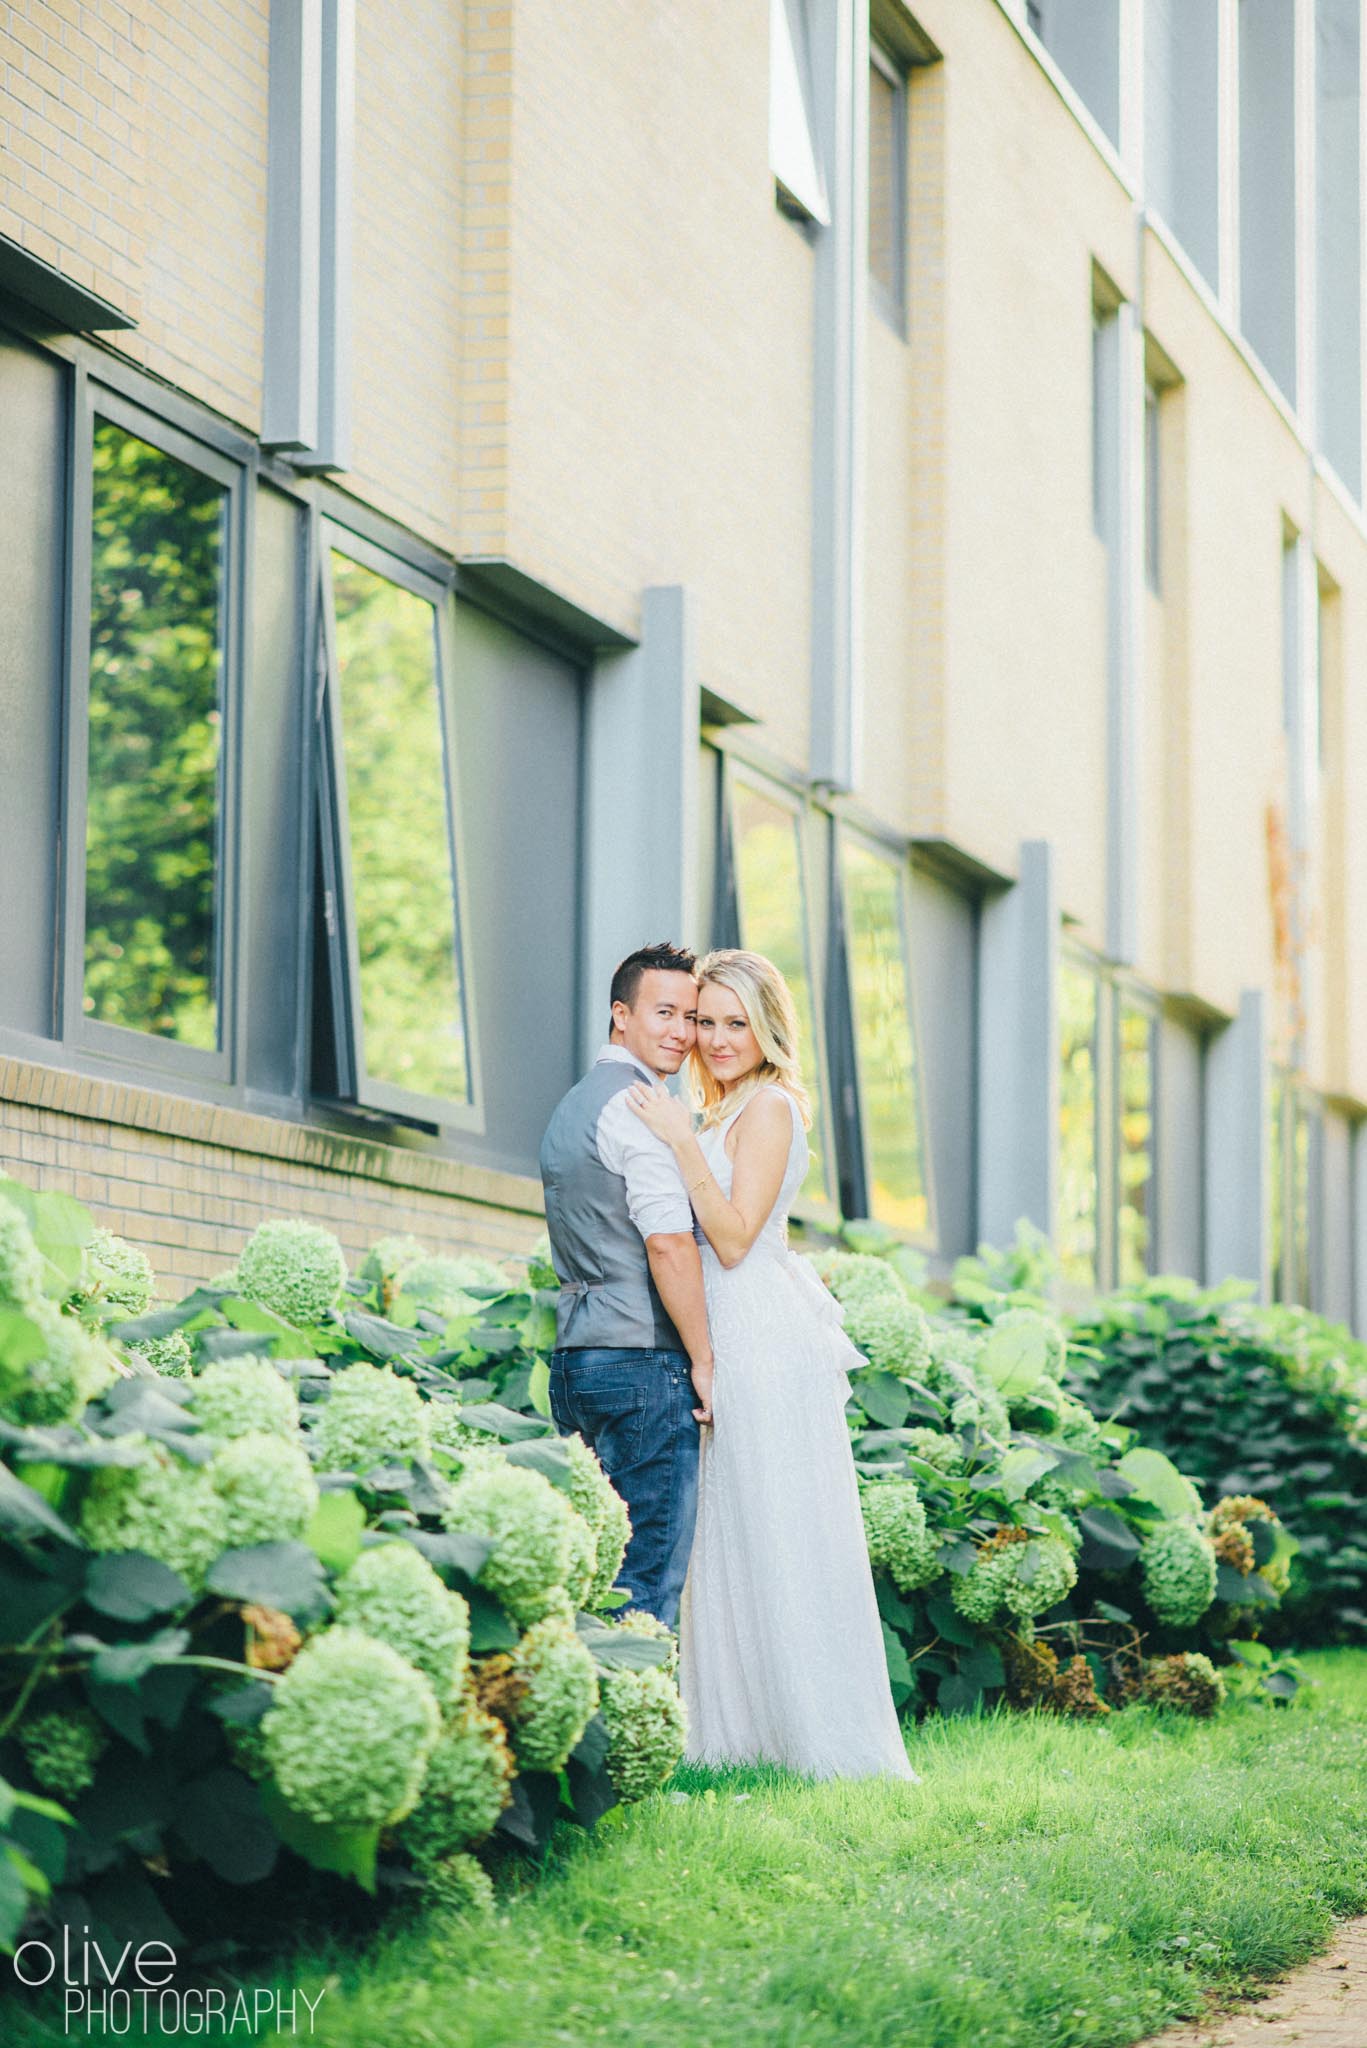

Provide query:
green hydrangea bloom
left=929, top=1326, right=986, bottom=1380
left=950, top=1544, right=1020, bottom=1624
left=992, top=1306, right=1067, bottom=1381
left=399, top=1253, right=510, bottom=1312
left=2, top=1300, right=117, bottom=1428
left=903, top=1428, right=962, bottom=1474
left=237, top=1220, right=347, bottom=1327
left=572, top=1437, right=632, bottom=1611
left=17, top=1706, right=107, bottom=1799
left=77, top=1229, right=155, bottom=1318
left=611, top=1610, right=679, bottom=1679
left=192, top=1356, right=299, bottom=1441
left=80, top=1434, right=229, bottom=1591
left=999, top=1535, right=1078, bottom=1619
left=600, top=1665, right=687, bottom=1803
left=563, top=1510, right=596, bottom=1612
left=427, top=1403, right=499, bottom=1464
left=211, top=1432, right=319, bottom=1550
left=0, top=1200, right=44, bottom=1311
left=440, top=1454, right=582, bottom=1625
left=1141, top=1521, right=1219, bottom=1626
left=360, top=1235, right=427, bottom=1286
left=525, top=1233, right=558, bottom=1291
left=506, top=1615, right=600, bottom=1772
left=1142, top=1651, right=1227, bottom=1716
left=948, top=1379, right=1010, bottom=1444
left=127, top=1328, right=194, bottom=1379
left=312, top=1361, right=431, bottom=1477
left=398, top=1696, right=514, bottom=1864
left=425, top=1852, right=496, bottom=1915
left=859, top=1478, right=941, bottom=1592
left=205, top=1267, right=241, bottom=1294
left=265, top=1627, right=441, bottom=1827
left=333, top=1540, right=470, bottom=1706
left=845, top=1294, right=934, bottom=1378
left=812, top=1250, right=907, bottom=1312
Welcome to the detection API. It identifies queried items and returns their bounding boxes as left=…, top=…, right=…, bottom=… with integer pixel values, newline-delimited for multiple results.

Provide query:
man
left=539, top=942, right=712, bottom=1626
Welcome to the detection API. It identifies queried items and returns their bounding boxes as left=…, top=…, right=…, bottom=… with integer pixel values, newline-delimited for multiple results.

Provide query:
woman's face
left=695, top=980, right=764, bottom=1087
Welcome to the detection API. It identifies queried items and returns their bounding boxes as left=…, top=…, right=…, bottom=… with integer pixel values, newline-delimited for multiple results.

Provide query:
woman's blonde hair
left=688, top=949, right=813, bottom=1130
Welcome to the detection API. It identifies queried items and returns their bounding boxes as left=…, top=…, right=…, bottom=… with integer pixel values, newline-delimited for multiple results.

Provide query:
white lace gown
left=678, top=1085, right=918, bottom=1781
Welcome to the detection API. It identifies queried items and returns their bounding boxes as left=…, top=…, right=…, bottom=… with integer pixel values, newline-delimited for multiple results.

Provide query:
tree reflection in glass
left=331, top=552, right=469, bottom=1103
left=84, top=421, right=225, bottom=1047
left=840, top=838, right=930, bottom=1236
left=1117, top=1003, right=1155, bottom=1286
left=730, top=778, right=830, bottom=1206
left=1058, top=961, right=1098, bottom=1287
left=1269, top=1068, right=1284, bottom=1298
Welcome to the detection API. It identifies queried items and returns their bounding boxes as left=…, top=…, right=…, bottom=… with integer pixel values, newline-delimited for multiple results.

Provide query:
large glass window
left=1117, top=1001, right=1156, bottom=1285
left=1270, top=1071, right=1315, bottom=1306
left=868, top=44, right=906, bottom=327
left=729, top=770, right=833, bottom=1209
left=83, top=418, right=227, bottom=1049
left=839, top=834, right=933, bottom=1238
left=317, top=531, right=474, bottom=1119
left=1058, top=958, right=1099, bottom=1288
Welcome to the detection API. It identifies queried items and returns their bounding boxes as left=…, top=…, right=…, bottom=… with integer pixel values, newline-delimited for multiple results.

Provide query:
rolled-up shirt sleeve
left=596, top=1090, right=693, bottom=1240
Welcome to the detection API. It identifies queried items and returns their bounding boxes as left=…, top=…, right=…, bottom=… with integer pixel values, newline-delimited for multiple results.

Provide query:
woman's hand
left=625, top=1080, right=695, bottom=1150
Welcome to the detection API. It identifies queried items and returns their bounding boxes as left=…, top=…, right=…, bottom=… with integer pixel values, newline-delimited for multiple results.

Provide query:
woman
left=627, top=948, right=918, bottom=1782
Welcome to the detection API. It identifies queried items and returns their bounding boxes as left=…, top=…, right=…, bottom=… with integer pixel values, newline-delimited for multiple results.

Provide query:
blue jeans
left=549, top=1347, right=701, bottom=1628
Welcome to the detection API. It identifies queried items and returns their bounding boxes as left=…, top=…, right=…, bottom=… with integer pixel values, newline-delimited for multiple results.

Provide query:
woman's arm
left=625, top=1085, right=792, bottom=1269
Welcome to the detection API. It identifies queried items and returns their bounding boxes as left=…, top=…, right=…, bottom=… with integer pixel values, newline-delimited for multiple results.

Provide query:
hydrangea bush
left=797, top=1218, right=1302, bottom=1720
left=0, top=1181, right=684, bottom=1955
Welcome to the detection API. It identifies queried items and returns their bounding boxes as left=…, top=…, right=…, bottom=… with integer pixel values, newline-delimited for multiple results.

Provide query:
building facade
left=1, top=0, right=1366, bottom=1319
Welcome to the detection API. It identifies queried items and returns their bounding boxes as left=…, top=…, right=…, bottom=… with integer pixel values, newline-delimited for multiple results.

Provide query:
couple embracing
left=539, top=942, right=917, bottom=1782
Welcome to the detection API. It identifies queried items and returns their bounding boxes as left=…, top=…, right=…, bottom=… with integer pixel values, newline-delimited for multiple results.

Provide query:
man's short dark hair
left=609, top=942, right=698, bottom=1021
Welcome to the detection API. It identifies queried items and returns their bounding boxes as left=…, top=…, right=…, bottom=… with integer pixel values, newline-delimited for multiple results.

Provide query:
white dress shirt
left=592, top=1045, right=693, bottom=1241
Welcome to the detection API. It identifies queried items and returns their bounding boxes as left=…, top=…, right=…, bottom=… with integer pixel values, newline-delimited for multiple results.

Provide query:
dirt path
left=1136, top=1918, right=1367, bottom=2047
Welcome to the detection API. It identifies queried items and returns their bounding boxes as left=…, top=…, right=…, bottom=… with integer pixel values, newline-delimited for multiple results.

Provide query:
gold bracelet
left=685, top=1168, right=711, bottom=1197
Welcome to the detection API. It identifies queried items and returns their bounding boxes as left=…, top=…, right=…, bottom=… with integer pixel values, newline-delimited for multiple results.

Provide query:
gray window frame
left=868, top=38, right=909, bottom=336
left=721, top=753, right=840, bottom=1222
left=1114, top=981, right=1161, bottom=1285
left=836, top=820, right=939, bottom=1249
left=311, top=511, right=484, bottom=1134
left=59, top=372, right=247, bottom=1084
left=1057, top=943, right=1164, bottom=1295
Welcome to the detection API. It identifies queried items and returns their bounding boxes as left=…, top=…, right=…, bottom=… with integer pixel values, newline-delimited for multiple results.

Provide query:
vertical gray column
left=578, top=587, right=700, bottom=1070
left=808, top=0, right=867, bottom=793
left=1095, top=290, right=1143, bottom=967
left=263, top=0, right=353, bottom=470
left=1350, top=1118, right=1367, bottom=1339
left=976, top=840, right=1059, bottom=1247
left=1203, top=987, right=1268, bottom=1292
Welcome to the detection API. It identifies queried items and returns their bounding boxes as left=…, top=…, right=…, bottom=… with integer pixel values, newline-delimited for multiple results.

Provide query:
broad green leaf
left=304, top=1489, right=366, bottom=1573
left=977, top=1320, right=1049, bottom=1398
left=996, top=1446, right=1058, bottom=1501
left=1115, top=1447, right=1203, bottom=1520
left=0, top=1464, right=81, bottom=1546
left=453, top=1401, right=552, bottom=1443
left=1226, top=1638, right=1273, bottom=1667
left=85, top=1552, right=192, bottom=1622
left=259, top=1782, right=378, bottom=1892
left=937, top=1673, right=983, bottom=1716
left=1076, top=1505, right=1141, bottom=1571
left=528, top=1357, right=552, bottom=1420
left=575, top=1620, right=672, bottom=1671
left=206, top=1543, right=331, bottom=1623
left=503, top=1437, right=574, bottom=1490
left=852, top=1371, right=913, bottom=1429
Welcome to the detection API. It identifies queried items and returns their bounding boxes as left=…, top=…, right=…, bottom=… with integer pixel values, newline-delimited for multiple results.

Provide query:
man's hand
left=690, top=1355, right=714, bottom=1426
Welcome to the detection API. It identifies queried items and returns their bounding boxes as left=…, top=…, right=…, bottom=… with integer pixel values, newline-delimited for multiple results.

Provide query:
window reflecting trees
left=84, top=420, right=226, bottom=1047
left=840, top=836, right=932, bottom=1238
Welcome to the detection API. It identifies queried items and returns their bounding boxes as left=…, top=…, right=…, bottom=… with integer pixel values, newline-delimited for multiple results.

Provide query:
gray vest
left=539, top=1060, right=685, bottom=1351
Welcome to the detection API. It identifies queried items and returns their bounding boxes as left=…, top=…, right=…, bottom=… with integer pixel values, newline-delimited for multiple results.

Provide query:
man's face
left=610, top=969, right=698, bottom=1076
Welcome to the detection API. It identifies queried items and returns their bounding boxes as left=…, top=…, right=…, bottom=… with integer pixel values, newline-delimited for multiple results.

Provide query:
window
left=868, top=43, right=907, bottom=327
left=839, top=833, right=933, bottom=1238
left=1269, top=1071, right=1316, bottom=1306
left=64, top=390, right=240, bottom=1078
left=1144, top=0, right=1219, bottom=289
left=770, top=0, right=828, bottom=224
left=1091, top=293, right=1119, bottom=541
left=313, top=523, right=477, bottom=1124
left=1028, top=2, right=1121, bottom=149
left=1144, top=383, right=1161, bottom=593
left=1316, top=0, right=1361, bottom=496
left=728, top=768, right=835, bottom=1212
left=1058, top=957, right=1099, bottom=1288
left=1117, top=1000, right=1157, bottom=1284
left=1240, top=0, right=1298, bottom=404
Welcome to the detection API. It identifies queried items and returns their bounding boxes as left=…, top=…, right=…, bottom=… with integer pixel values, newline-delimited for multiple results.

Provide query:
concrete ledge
left=0, top=1056, right=544, bottom=1220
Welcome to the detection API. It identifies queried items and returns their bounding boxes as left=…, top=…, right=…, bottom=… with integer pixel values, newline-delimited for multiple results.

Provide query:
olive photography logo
left=11, top=1926, right=329, bottom=2036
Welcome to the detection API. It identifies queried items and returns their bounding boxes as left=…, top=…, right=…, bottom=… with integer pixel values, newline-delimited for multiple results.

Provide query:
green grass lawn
left=7, top=1651, right=1367, bottom=2048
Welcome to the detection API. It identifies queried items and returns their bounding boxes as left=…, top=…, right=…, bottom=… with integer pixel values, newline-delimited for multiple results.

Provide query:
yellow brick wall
left=0, top=1061, right=544, bottom=1302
